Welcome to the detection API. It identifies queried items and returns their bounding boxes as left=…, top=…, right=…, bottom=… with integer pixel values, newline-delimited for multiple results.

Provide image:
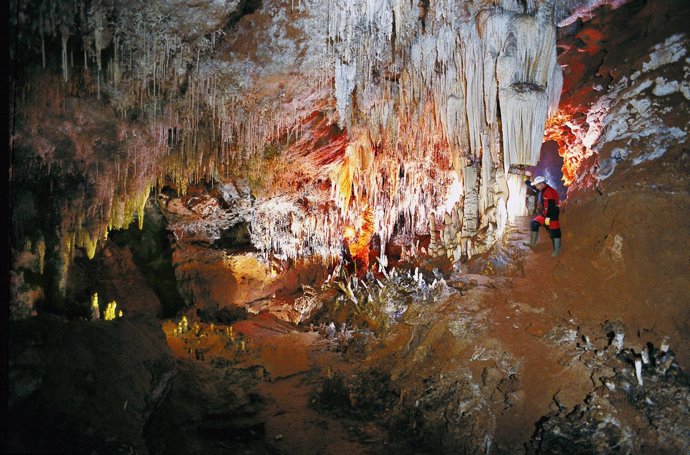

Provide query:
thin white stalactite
left=547, top=62, right=563, bottom=117
left=61, top=34, right=69, bottom=82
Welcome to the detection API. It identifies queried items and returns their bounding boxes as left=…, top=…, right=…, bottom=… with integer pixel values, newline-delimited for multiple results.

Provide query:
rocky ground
left=8, top=211, right=690, bottom=454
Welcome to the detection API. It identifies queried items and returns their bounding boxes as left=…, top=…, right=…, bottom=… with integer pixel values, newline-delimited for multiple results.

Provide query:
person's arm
left=536, top=190, right=543, bottom=213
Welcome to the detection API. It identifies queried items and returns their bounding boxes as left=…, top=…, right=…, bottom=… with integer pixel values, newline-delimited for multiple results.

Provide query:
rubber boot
left=552, top=238, right=561, bottom=257
left=523, top=231, right=538, bottom=247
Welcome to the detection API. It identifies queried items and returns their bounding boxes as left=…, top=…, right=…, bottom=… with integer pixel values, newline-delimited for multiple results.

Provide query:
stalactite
left=10, top=0, right=569, bottom=270
left=479, top=141, right=493, bottom=216
left=547, top=62, right=563, bottom=117
left=500, top=83, right=549, bottom=173
left=76, top=228, right=98, bottom=260
left=462, top=165, right=479, bottom=239
left=327, top=0, right=562, bottom=259
left=61, top=27, right=69, bottom=82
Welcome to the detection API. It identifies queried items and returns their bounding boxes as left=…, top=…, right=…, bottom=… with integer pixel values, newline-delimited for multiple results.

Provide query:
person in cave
left=524, top=175, right=561, bottom=257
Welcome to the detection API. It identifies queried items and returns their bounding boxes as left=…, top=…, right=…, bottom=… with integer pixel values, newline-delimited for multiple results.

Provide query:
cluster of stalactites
left=248, top=124, right=458, bottom=263
left=11, top=0, right=328, bottom=179
left=328, top=129, right=456, bottom=249
left=11, top=0, right=327, bottom=278
left=57, top=183, right=152, bottom=291
left=328, top=0, right=562, bottom=256
left=249, top=194, right=346, bottom=261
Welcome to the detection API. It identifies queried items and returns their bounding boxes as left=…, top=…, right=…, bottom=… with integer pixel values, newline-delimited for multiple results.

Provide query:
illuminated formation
left=10, top=0, right=570, bottom=303
left=328, top=0, right=561, bottom=258
left=344, top=205, right=376, bottom=273
left=238, top=1, right=565, bottom=263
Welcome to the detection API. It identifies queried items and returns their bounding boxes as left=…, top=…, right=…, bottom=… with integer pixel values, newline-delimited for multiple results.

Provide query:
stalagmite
left=104, top=301, right=118, bottom=321
left=506, top=173, right=528, bottom=220
left=91, top=293, right=100, bottom=320
left=641, top=346, right=650, bottom=365
left=634, top=357, right=644, bottom=386
left=36, top=237, right=46, bottom=275
left=613, top=332, right=625, bottom=352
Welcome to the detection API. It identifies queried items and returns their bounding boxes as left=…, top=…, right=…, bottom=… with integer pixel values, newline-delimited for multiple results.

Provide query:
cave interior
left=5, top=0, right=690, bottom=453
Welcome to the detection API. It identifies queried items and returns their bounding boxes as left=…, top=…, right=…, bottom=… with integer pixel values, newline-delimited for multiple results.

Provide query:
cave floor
left=9, top=218, right=689, bottom=454
left=142, top=219, right=689, bottom=454
left=149, top=313, right=387, bottom=454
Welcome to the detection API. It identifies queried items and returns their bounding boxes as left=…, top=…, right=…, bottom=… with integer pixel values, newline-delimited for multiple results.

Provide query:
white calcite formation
left=327, top=0, right=563, bottom=259
left=570, top=33, right=690, bottom=187
left=10, top=0, right=587, bottom=278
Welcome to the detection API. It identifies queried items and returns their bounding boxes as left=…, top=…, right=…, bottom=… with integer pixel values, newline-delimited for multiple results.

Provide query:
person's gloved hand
left=545, top=217, right=551, bottom=226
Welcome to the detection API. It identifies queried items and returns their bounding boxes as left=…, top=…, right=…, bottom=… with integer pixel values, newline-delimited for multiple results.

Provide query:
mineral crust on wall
left=9, top=0, right=334, bottom=309
left=547, top=27, right=690, bottom=196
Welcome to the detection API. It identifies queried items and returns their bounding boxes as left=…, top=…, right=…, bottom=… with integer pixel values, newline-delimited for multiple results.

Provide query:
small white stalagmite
left=91, top=293, right=100, bottom=320
left=613, top=332, right=625, bottom=353
left=641, top=346, right=650, bottom=365
left=635, top=356, right=644, bottom=386
left=660, top=336, right=670, bottom=353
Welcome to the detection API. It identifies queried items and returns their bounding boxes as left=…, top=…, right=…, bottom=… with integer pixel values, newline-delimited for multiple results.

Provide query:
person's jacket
left=540, top=185, right=560, bottom=219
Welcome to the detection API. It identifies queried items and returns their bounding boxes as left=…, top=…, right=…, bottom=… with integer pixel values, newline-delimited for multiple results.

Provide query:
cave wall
left=546, top=0, right=690, bottom=355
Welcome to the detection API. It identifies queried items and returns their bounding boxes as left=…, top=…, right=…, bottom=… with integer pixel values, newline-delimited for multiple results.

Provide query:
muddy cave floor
left=9, top=219, right=690, bottom=454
